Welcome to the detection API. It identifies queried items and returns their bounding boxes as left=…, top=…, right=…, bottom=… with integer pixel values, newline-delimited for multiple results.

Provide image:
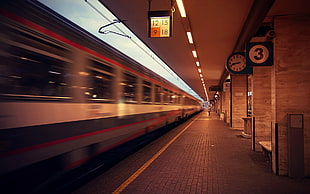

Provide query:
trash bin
left=242, top=117, right=252, bottom=138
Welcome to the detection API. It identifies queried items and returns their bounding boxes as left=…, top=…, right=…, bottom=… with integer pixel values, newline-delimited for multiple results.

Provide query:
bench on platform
left=258, top=141, right=272, bottom=160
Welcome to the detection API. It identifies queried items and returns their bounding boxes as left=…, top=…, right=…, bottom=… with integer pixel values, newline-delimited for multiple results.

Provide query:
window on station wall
left=87, top=59, right=114, bottom=102
left=155, top=85, right=161, bottom=103
left=142, top=80, right=152, bottom=103
left=123, top=72, right=137, bottom=103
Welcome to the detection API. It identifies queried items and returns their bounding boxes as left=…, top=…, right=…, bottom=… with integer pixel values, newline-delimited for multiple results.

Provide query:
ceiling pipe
left=219, top=0, right=275, bottom=86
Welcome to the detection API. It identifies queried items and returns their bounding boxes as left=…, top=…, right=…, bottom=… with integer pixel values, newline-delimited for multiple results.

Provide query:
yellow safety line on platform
left=112, top=116, right=199, bottom=194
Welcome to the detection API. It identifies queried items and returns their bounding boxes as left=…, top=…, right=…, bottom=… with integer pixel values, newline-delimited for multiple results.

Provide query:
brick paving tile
left=74, top=111, right=310, bottom=194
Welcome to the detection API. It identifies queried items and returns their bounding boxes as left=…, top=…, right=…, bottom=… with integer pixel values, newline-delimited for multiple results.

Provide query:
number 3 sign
left=246, top=42, right=273, bottom=66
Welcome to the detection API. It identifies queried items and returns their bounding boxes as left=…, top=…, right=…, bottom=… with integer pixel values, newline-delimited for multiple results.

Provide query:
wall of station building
left=217, top=14, right=310, bottom=177
left=272, top=14, right=310, bottom=177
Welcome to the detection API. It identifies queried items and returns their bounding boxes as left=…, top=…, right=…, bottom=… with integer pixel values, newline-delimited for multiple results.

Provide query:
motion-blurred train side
left=0, top=1, right=202, bottom=176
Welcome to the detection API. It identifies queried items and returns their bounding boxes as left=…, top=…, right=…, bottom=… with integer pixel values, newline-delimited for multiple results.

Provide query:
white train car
left=0, top=1, right=202, bottom=176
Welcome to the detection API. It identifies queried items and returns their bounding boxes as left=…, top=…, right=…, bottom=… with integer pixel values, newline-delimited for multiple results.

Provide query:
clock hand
left=231, top=61, right=241, bottom=66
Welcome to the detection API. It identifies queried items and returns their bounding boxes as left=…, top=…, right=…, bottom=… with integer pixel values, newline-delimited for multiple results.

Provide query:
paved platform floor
left=73, top=111, right=310, bottom=194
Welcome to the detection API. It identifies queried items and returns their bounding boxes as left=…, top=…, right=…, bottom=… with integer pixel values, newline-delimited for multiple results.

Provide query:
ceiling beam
left=218, top=0, right=275, bottom=86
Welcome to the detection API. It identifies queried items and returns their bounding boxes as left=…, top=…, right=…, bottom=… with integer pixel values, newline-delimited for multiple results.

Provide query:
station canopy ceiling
left=98, top=0, right=309, bottom=101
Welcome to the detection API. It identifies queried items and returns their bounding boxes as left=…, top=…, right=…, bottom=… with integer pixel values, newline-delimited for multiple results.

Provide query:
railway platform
left=73, top=111, right=310, bottom=194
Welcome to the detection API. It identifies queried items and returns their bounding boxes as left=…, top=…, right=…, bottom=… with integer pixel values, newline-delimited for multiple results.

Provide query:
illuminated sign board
left=148, top=10, right=172, bottom=38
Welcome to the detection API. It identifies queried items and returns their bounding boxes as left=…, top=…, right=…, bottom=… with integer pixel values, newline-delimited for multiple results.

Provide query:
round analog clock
left=226, top=52, right=247, bottom=73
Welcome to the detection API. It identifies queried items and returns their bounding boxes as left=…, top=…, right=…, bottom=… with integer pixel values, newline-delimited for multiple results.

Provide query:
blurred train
left=0, top=1, right=202, bottom=176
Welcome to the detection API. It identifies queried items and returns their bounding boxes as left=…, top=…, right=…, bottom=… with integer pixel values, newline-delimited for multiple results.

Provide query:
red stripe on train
left=0, top=110, right=180, bottom=158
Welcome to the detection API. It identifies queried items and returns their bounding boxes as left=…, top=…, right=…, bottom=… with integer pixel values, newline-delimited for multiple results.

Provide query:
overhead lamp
left=186, top=32, right=193, bottom=44
left=199, top=74, right=203, bottom=78
left=176, top=0, right=186, bottom=17
left=198, top=68, right=202, bottom=73
left=192, top=50, right=197, bottom=58
left=196, top=61, right=200, bottom=67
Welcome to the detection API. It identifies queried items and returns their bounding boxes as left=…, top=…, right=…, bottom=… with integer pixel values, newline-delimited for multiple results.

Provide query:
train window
left=175, top=94, right=180, bottom=105
left=184, top=97, right=197, bottom=105
left=163, top=88, right=169, bottom=104
left=4, top=26, right=69, bottom=59
left=185, top=97, right=190, bottom=105
left=168, top=91, right=174, bottom=104
left=87, top=60, right=114, bottom=102
left=0, top=46, right=70, bottom=98
left=123, top=72, right=137, bottom=103
left=87, top=70, right=114, bottom=101
left=184, top=97, right=188, bottom=105
left=142, top=80, right=152, bottom=103
left=169, top=92, right=177, bottom=104
left=89, top=59, right=113, bottom=74
left=155, top=85, right=161, bottom=103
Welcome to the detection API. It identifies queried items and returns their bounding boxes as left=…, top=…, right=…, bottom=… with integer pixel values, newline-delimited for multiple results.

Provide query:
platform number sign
left=246, top=42, right=273, bottom=66
left=148, top=10, right=172, bottom=38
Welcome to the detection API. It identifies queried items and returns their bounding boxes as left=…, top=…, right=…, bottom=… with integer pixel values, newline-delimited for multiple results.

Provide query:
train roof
left=34, top=0, right=203, bottom=102
left=1, top=0, right=202, bottom=102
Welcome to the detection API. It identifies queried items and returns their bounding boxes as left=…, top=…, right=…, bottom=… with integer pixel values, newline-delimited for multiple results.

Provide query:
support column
left=231, top=74, right=248, bottom=129
left=221, top=81, right=231, bottom=123
left=252, top=66, right=272, bottom=150
left=271, top=15, right=310, bottom=176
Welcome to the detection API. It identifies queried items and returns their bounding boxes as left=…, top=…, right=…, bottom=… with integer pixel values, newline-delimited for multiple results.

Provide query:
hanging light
left=186, top=32, right=193, bottom=44
left=176, top=0, right=186, bottom=17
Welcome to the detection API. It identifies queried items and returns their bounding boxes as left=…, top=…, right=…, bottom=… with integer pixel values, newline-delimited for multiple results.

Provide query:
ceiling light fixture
left=175, top=0, right=208, bottom=101
left=176, top=0, right=186, bottom=17
left=186, top=32, right=193, bottom=44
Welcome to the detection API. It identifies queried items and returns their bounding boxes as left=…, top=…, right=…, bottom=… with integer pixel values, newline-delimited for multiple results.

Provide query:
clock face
left=227, top=53, right=246, bottom=72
